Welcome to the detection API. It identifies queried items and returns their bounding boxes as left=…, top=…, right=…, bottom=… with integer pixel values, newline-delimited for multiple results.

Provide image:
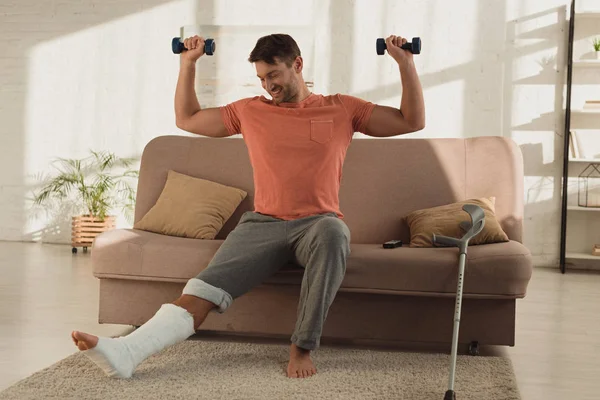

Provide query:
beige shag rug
left=0, top=339, right=520, bottom=400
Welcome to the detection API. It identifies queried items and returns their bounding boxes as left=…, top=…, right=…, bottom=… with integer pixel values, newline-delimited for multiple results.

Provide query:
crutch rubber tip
left=444, top=390, right=456, bottom=400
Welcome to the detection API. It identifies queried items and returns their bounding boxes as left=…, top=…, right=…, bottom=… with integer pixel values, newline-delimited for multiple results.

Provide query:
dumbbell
left=172, top=37, right=215, bottom=55
left=376, top=37, right=421, bottom=55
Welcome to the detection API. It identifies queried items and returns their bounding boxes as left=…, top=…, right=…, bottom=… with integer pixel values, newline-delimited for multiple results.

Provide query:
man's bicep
left=176, top=107, right=233, bottom=138
left=363, top=105, right=415, bottom=137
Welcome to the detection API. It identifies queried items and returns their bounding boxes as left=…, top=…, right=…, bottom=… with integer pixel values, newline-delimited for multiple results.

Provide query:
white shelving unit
left=567, top=206, right=600, bottom=211
left=565, top=252, right=600, bottom=260
left=561, top=2, right=600, bottom=272
left=573, top=60, right=600, bottom=67
left=576, top=11, right=600, bottom=18
left=570, top=158, right=600, bottom=163
left=571, top=109, right=600, bottom=114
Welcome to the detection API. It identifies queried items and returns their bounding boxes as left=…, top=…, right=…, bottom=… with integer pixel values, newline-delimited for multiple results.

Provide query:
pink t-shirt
left=220, top=93, right=375, bottom=220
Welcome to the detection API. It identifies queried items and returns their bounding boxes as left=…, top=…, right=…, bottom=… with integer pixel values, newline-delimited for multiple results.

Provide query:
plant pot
left=71, top=215, right=116, bottom=253
left=596, top=51, right=600, bottom=60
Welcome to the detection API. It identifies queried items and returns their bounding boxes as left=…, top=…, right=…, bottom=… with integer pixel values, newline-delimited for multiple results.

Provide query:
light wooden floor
left=1, top=241, right=599, bottom=399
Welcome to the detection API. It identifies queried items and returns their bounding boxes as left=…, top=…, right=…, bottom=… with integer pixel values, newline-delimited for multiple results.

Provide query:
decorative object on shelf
left=593, top=244, right=600, bottom=256
left=578, top=163, right=600, bottom=207
left=594, top=37, right=600, bottom=60
left=32, top=150, right=138, bottom=253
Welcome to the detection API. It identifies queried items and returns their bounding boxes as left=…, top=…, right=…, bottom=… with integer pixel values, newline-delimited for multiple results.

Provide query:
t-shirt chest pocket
left=310, top=120, right=334, bottom=144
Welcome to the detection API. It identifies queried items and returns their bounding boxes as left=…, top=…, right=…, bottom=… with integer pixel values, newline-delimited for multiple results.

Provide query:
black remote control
left=383, top=240, right=403, bottom=249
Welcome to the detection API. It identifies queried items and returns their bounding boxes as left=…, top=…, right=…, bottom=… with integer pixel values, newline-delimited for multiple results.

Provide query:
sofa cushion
left=133, top=170, right=247, bottom=240
left=92, top=228, right=223, bottom=281
left=93, top=229, right=532, bottom=298
left=404, top=197, right=510, bottom=248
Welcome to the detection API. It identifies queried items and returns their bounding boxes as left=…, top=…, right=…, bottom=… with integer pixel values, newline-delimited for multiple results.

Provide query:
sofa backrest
left=135, top=135, right=524, bottom=244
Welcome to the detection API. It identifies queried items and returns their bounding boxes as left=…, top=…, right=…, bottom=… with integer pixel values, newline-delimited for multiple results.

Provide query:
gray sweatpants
left=181, top=210, right=351, bottom=350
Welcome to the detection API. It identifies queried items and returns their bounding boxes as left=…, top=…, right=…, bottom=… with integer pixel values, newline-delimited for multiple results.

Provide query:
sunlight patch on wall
left=23, top=0, right=194, bottom=241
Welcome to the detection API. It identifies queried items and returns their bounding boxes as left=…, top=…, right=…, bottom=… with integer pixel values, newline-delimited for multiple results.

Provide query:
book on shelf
left=570, top=130, right=600, bottom=160
left=570, top=130, right=580, bottom=158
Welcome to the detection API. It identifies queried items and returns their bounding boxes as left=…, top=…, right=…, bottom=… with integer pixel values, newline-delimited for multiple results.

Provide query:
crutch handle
left=462, top=204, right=485, bottom=229
left=432, top=234, right=460, bottom=247
left=460, top=204, right=486, bottom=242
left=432, top=204, right=486, bottom=249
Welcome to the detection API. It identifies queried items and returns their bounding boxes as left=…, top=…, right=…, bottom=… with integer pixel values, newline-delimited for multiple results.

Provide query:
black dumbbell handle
left=401, top=42, right=414, bottom=51
left=376, top=37, right=421, bottom=55
left=172, top=37, right=215, bottom=56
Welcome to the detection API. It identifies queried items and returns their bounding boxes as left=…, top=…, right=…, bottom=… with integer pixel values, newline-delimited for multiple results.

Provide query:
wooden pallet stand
left=71, top=215, right=116, bottom=254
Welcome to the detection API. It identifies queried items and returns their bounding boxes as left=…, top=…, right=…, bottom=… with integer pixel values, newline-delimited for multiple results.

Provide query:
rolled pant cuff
left=182, top=278, right=233, bottom=314
left=291, top=333, right=319, bottom=351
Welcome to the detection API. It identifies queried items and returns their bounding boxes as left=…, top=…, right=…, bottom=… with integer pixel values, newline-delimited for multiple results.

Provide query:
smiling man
left=71, top=33, right=424, bottom=380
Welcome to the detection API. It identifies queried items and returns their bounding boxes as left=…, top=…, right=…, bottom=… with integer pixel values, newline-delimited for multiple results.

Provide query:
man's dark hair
left=248, top=34, right=301, bottom=67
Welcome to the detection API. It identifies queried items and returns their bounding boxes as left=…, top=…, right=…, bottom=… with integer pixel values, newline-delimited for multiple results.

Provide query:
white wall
left=1, top=0, right=599, bottom=268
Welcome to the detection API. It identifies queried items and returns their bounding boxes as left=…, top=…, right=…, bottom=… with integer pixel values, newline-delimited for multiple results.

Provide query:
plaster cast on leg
left=83, top=303, right=195, bottom=378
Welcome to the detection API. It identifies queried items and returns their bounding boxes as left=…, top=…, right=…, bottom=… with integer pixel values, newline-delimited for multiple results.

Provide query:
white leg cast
left=83, top=303, right=195, bottom=378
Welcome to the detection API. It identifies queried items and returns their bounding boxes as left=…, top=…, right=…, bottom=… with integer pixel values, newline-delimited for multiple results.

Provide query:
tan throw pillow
left=134, top=170, right=247, bottom=240
left=404, top=197, right=509, bottom=248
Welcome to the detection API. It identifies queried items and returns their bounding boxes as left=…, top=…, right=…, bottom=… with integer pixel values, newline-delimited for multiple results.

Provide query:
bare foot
left=71, top=331, right=99, bottom=351
left=287, top=343, right=317, bottom=378
left=71, top=331, right=135, bottom=378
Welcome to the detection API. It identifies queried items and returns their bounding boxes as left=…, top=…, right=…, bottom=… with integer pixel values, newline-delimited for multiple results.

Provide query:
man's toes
left=71, top=331, right=83, bottom=348
left=72, top=331, right=95, bottom=350
left=75, top=338, right=88, bottom=351
left=72, top=332, right=83, bottom=348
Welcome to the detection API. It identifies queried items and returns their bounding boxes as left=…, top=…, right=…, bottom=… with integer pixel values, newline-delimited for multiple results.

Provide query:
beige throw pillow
left=134, top=170, right=247, bottom=240
left=404, top=197, right=509, bottom=248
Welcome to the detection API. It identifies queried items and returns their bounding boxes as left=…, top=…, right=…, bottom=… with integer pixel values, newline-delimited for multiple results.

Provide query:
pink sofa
left=92, top=135, right=533, bottom=351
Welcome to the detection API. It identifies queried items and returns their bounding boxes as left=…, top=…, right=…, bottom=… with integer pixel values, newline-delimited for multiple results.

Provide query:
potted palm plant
left=594, top=37, right=600, bottom=60
left=33, top=150, right=138, bottom=253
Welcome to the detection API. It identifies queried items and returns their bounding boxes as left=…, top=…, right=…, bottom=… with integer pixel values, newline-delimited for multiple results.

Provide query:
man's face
left=255, top=57, right=300, bottom=105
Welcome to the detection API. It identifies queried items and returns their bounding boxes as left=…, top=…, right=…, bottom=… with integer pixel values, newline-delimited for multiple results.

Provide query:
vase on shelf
left=578, top=164, right=600, bottom=207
